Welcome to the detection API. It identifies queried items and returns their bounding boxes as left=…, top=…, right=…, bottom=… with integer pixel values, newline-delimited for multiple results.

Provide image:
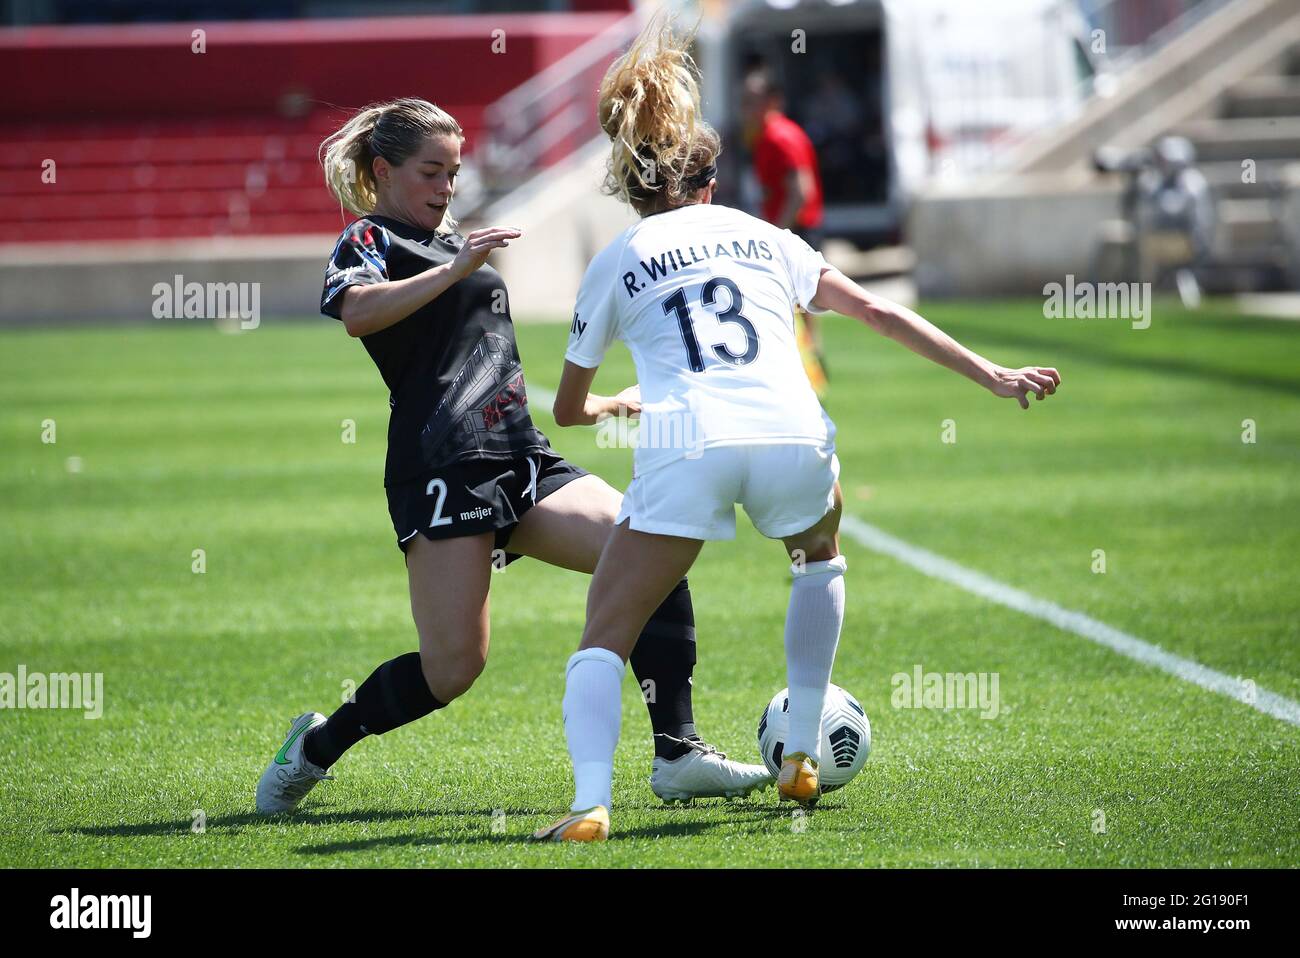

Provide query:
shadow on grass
left=60, top=795, right=836, bottom=849
left=293, top=802, right=832, bottom=855
left=60, top=805, right=545, bottom=839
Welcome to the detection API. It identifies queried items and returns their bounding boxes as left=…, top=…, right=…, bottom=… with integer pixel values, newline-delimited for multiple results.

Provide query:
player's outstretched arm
left=552, top=361, right=641, bottom=427
left=338, top=227, right=521, bottom=338
left=811, top=268, right=1061, bottom=409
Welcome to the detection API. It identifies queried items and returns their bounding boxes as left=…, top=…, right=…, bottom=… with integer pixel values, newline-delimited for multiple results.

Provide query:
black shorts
left=387, top=450, right=587, bottom=564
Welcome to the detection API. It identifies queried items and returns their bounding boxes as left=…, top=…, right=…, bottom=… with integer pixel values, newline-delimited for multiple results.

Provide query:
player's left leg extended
left=508, top=473, right=771, bottom=802
left=532, top=521, right=703, bottom=842
left=255, top=532, right=493, bottom=814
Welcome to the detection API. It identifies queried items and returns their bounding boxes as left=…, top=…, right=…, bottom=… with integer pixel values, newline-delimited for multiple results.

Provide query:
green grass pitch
left=1, top=300, right=1297, bottom=868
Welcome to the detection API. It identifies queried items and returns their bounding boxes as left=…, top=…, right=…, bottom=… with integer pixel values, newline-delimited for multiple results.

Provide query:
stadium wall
left=6, top=14, right=624, bottom=123
left=1, top=13, right=627, bottom=325
left=908, top=175, right=1122, bottom=299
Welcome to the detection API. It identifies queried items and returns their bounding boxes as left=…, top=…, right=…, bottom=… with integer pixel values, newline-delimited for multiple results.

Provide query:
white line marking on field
left=528, top=383, right=557, bottom=409
left=529, top=382, right=597, bottom=429
left=839, top=515, right=1300, bottom=728
left=529, top=373, right=1299, bottom=727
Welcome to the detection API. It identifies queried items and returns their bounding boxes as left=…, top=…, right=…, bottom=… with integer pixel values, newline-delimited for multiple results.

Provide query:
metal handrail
left=474, top=10, right=641, bottom=205
left=484, top=12, right=642, bottom=129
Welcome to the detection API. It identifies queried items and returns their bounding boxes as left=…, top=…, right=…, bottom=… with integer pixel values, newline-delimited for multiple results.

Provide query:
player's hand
left=451, top=227, right=521, bottom=279
left=987, top=365, right=1060, bottom=409
left=614, top=385, right=641, bottom=419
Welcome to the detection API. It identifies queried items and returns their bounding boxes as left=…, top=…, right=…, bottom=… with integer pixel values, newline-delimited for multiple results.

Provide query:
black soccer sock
left=303, top=651, right=444, bottom=770
left=629, top=577, right=701, bottom=760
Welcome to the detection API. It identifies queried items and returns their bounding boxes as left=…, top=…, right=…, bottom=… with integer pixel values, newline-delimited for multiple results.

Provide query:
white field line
left=839, top=515, right=1300, bottom=728
left=528, top=383, right=558, bottom=409
left=527, top=379, right=1300, bottom=727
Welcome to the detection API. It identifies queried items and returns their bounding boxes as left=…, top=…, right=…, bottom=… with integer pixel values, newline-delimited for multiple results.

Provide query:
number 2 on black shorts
left=425, top=477, right=452, bottom=527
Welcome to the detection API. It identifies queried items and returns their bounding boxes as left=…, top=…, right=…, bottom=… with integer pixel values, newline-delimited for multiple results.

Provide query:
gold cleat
left=531, top=805, right=610, bottom=843
left=777, top=752, right=820, bottom=808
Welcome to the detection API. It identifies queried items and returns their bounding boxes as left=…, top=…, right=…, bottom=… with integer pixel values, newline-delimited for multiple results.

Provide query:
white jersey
left=565, top=203, right=836, bottom=476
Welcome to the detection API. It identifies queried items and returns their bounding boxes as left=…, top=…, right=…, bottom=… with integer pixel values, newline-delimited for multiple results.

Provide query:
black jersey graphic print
left=420, top=331, right=534, bottom=468
left=321, top=215, right=549, bottom=484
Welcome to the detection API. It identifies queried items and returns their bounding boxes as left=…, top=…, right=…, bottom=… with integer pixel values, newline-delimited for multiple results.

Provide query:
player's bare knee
left=783, top=501, right=842, bottom=564
left=784, top=528, right=839, bottom=564
left=419, top=644, right=485, bottom=702
left=791, top=539, right=839, bottom=564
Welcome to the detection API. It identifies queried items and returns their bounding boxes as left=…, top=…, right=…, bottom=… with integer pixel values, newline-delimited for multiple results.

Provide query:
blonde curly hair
left=598, top=15, right=720, bottom=216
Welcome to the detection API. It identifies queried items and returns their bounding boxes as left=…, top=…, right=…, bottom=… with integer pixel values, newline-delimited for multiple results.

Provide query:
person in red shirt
left=743, top=69, right=829, bottom=395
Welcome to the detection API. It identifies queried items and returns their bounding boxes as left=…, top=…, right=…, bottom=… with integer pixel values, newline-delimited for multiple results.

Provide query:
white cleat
left=255, top=712, right=333, bottom=814
left=650, top=738, right=774, bottom=804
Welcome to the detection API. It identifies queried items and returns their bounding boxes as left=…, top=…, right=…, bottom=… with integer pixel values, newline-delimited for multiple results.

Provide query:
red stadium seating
left=3, top=13, right=623, bottom=243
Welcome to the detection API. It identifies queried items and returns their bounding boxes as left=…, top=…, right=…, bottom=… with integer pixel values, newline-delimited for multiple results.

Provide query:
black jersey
left=321, top=215, right=549, bottom=485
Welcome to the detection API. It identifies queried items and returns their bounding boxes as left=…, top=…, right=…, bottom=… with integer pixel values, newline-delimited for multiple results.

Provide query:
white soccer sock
left=562, top=647, right=626, bottom=812
left=783, top=555, right=847, bottom=763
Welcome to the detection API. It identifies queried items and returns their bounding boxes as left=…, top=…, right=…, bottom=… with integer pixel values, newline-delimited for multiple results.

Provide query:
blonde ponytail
left=319, top=98, right=464, bottom=228
left=598, top=15, right=720, bottom=215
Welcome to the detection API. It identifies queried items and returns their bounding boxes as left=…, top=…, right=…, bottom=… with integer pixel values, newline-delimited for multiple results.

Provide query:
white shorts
left=616, top=443, right=840, bottom=541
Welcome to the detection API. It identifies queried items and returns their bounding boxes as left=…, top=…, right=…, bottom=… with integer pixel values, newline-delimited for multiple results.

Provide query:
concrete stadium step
left=1223, top=75, right=1300, bottom=118
left=1215, top=197, right=1289, bottom=249
left=1200, top=159, right=1295, bottom=198
left=1199, top=256, right=1295, bottom=293
left=1172, top=117, right=1300, bottom=161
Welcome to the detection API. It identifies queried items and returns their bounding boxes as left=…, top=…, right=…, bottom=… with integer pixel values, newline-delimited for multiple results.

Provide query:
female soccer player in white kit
left=536, top=20, right=1060, bottom=841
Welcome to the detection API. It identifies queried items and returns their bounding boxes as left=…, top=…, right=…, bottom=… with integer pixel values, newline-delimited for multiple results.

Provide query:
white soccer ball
left=757, top=684, right=871, bottom=792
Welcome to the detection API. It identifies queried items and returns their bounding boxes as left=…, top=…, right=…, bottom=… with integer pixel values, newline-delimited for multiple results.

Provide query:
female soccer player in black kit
left=255, top=98, right=769, bottom=813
